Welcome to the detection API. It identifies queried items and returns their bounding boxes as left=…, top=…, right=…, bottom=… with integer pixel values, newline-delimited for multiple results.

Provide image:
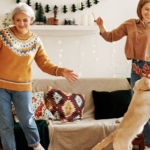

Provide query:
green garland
left=16, top=0, right=100, bottom=13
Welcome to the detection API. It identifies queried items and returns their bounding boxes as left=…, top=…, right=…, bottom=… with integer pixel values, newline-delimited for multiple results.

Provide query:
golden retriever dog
left=92, top=63, right=150, bottom=150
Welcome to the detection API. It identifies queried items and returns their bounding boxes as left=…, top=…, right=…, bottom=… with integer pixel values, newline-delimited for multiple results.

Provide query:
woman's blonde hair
left=11, top=2, right=35, bottom=23
left=137, top=0, right=150, bottom=20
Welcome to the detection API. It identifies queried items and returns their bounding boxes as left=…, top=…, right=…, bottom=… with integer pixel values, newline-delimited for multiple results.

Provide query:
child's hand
left=62, top=68, right=78, bottom=83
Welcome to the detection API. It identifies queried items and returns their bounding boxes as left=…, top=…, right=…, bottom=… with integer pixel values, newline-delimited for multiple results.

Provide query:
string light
left=59, top=54, right=62, bottom=57
left=60, top=49, right=63, bottom=52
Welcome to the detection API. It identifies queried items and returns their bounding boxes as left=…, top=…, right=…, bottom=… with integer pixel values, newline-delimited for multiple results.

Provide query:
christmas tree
left=35, top=2, right=39, bottom=10
left=94, top=0, right=99, bottom=4
left=45, top=4, right=51, bottom=13
left=87, top=0, right=92, bottom=8
left=16, top=0, right=21, bottom=3
left=63, top=5, right=68, bottom=14
left=79, top=2, right=85, bottom=10
left=26, top=0, right=31, bottom=6
left=71, top=4, right=77, bottom=13
left=43, top=16, right=47, bottom=24
left=35, top=3, right=44, bottom=24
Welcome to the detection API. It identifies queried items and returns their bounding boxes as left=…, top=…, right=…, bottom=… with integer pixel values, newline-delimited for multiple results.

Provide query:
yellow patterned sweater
left=0, top=26, right=64, bottom=91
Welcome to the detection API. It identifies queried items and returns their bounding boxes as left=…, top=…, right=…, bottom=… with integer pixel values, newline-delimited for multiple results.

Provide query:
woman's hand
left=96, top=17, right=104, bottom=27
left=62, top=68, right=78, bottom=83
left=96, top=17, right=106, bottom=34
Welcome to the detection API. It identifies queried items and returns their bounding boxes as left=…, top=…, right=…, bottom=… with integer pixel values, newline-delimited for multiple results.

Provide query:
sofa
left=0, top=78, right=135, bottom=150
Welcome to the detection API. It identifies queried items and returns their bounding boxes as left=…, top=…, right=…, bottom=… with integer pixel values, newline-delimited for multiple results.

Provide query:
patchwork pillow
left=32, top=91, right=55, bottom=120
left=12, top=91, right=55, bottom=122
left=92, top=89, right=132, bottom=119
left=46, top=86, right=85, bottom=122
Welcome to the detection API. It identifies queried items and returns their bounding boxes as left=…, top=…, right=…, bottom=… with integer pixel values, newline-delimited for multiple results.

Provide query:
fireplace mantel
left=29, top=25, right=99, bottom=31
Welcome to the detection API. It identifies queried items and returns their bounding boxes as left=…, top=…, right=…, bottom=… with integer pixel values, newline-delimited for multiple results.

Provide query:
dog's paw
left=92, top=143, right=100, bottom=150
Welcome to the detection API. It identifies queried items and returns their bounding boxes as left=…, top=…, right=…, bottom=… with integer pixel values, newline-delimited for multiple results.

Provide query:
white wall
left=0, top=0, right=138, bottom=79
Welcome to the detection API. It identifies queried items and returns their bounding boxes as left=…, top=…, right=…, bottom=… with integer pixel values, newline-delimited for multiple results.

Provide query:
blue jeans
left=0, top=88, right=40, bottom=150
left=131, top=59, right=150, bottom=147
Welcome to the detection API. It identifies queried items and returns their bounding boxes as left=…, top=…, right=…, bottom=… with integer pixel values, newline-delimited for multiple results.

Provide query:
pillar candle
left=88, top=14, right=94, bottom=26
left=78, top=0, right=81, bottom=9
left=81, top=15, right=88, bottom=26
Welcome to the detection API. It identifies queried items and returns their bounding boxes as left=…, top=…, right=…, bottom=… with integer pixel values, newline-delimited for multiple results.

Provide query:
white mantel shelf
left=29, top=25, right=99, bottom=31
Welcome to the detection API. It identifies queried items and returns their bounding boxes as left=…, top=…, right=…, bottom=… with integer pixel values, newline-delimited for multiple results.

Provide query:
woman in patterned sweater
left=0, top=3, right=78, bottom=150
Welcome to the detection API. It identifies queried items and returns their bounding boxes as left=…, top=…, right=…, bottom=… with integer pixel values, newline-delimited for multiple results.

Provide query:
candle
left=88, top=14, right=94, bottom=26
left=78, top=0, right=81, bottom=9
left=81, top=14, right=88, bottom=26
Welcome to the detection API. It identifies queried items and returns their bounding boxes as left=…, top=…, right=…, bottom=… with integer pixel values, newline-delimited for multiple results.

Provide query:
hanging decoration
left=35, top=2, right=39, bottom=10
left=35, top=3, right=44, bottom=24
left=79, top=2, right=85, bottom=11
left=63, top=5, right=68, bottom=14
left=26, top=0, right=31, bottom=6
left=15, top=0, right=100, bottom=14
left=45, top=4, right=51, bottom=13
left=72, top=4, right=77, bottom=13
left=94, top=0, right=99, bottom=4
left=16, top=0, right=21, bottom=3
left=86, top=0, right=92, bottom=8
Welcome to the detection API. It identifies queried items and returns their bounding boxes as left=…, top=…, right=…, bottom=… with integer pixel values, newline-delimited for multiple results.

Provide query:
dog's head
left=133, top=63, right=150, bottom=92
left=134, top=77, right=150, bottom=91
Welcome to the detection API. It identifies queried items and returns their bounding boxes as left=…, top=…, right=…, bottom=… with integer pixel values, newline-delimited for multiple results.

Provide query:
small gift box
left=48, top=17, right=54, bottom=25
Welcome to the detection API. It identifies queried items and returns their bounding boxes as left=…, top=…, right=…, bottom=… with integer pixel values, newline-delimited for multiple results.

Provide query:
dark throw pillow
left=92, top=89, right=132, bottom=119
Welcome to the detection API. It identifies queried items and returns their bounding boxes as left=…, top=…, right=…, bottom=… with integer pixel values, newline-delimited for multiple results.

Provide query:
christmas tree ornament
left=94, top=0, right=99, bottom=4
left=45, top=4, right=51, bottom=13
left=71, top=4, right=77, bottom=13
left=78, top=0, right=81, bottom=9
left=86, top=0, right=92, bottom=8
left=26, top=0, right=31, bottom=6
left=63, top=5, right=68, bottom=14
left=16, top=0, right=21, bottom=3
left=35, top=2, right=39, bottom=10
left=35, top=3, right=44, bottom=24
left=79, top=2, right=85, bottom=10
left=54, top=5, right=59, bottom=25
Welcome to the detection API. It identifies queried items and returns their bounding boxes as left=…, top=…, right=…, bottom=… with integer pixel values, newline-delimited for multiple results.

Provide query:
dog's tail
left=92, top=131, right=116, bottom=150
